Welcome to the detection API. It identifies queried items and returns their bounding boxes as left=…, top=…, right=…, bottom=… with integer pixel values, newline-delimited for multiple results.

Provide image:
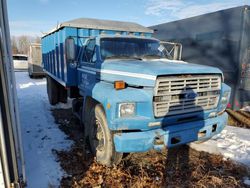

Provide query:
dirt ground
left=52, top=109, right=250, bottom=188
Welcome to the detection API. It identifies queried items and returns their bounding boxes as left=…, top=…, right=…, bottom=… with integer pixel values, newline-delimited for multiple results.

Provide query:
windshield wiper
left=105, top=55, right=142, bottom=60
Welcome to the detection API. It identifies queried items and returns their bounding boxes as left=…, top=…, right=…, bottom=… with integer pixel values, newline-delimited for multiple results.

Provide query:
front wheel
left=88, top=104, right=123, bottom=166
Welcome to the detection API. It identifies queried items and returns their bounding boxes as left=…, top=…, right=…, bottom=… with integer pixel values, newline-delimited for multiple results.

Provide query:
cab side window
left=83, top=39, right=96, bottom=63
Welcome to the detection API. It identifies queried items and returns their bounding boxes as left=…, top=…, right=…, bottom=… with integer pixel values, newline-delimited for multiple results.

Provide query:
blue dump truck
left=42, top=18, right=231, bottom=166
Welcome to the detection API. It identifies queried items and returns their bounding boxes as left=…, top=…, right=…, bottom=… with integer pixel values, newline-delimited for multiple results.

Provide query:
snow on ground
left=242, top=106, right=250, bottom=112
left=190, top=125, right=250, bottom=167
left=244, top=177, right=250, bottom=186
left=15, top=72, right=72, bottom=188
left=51, top=99, right=73, bottom=110
left=0, top=156, right=5, bottom=187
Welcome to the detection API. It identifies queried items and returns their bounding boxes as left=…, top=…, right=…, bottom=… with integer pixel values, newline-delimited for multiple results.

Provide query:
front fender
left=91, top=81, right=154, bottom=130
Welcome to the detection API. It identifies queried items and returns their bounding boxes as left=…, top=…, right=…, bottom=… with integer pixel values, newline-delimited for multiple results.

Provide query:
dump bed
left=29, top=43, right=42, bottom=66
left=150, top=6, right=250, bottom=109
left=28, top=43, right=45, bottom=76
left=42, top=18, right=153, bottom=87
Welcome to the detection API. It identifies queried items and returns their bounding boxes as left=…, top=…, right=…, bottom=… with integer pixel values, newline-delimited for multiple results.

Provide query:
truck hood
left=100, top=59, right=222, bottom=87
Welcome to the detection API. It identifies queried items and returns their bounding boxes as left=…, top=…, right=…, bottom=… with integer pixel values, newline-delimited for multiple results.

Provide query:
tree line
left=11, top=35, right=41, bottom=55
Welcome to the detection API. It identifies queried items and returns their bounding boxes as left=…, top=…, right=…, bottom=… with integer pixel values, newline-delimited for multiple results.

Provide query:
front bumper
left=113, top=112, right=228, bottom=152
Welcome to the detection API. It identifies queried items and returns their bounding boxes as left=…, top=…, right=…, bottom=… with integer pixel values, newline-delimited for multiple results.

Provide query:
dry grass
left=52, top=109, right=250, bottom=188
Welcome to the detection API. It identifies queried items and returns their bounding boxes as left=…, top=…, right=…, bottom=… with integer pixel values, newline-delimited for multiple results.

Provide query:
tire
left=46, top=75, right=59, bottom=105
left=88, top=104, right=123, bottom=166
left=29, top=74, right=33, bottom=79
left=58, top=85, right=67, bottom=103
left=28, top=68, right=33, bottom=78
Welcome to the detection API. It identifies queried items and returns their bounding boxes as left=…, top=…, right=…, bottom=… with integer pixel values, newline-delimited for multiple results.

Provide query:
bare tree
left=10, top=35, right=41, bottom=55
left=34, top=36, right=41, bottom=43
left=18, top=35, right=30, bottom=54
left=11, top=36, right=19, bottom=54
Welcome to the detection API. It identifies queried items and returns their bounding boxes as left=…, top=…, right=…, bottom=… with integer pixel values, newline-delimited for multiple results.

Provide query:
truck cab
left=42, top=18, right=231, bottom=166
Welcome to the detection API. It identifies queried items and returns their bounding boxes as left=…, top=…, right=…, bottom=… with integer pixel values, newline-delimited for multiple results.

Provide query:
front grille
left=153, top=75, right=221, bottom=117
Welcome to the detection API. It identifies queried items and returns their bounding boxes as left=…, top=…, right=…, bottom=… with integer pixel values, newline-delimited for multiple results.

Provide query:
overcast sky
left=7, top=0, right=250, bottom=37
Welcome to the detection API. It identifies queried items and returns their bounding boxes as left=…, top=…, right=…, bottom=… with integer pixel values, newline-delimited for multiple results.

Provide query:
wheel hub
left=95, top=119, right=105, bottom=152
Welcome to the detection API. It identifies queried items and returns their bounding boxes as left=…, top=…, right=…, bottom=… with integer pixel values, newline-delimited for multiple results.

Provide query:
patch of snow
left=190, top=126, right=250, bottom=167
left=15, top=72, right=72, bottom=188
left=51, top=99, right=73, bottom=110
left=244, top=177, right=250, bottom=186
left=19, top=81, right=46, bottom=89
left=242, top=106, right=250, bottom=112
left=0, top=156, right=5, bottom=187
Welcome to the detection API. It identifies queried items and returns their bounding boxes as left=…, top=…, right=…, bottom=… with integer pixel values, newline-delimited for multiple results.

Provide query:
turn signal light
left=114, top=81, right=126, bottom=90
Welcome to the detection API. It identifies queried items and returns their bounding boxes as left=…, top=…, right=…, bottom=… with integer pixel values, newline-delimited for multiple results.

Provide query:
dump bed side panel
left=151, top=6, right=248, bottom=109
left=42, top=27, right=77, bottom=86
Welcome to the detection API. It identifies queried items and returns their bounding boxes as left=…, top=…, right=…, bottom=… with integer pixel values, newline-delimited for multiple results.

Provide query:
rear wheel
left=46, top=75, right=59, bottom=105
left=28, top=74, right=33, bottom=79
left=28, top=67, right=33, bottom=78
left=88, top=104, right=123, bottom=166
left=58, top=86, right=67, bottom=103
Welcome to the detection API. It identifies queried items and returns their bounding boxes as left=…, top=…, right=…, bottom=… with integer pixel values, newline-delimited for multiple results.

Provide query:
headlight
left=218, top=91, right=230, bottom=115
left=221, top=91, right=230, bottom=105
left=218, top=84, right=231, bottom=114
left=119, top=103, right=135, bottom=117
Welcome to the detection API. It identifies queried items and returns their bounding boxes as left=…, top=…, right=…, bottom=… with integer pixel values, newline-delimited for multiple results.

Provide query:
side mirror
left=160, top=41, right=182, bottom=60
left=65, top=37, right=75, bottom=62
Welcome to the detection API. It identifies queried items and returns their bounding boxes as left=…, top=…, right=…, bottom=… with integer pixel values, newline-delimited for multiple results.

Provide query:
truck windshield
left=100, top=37, right=165, bottom=60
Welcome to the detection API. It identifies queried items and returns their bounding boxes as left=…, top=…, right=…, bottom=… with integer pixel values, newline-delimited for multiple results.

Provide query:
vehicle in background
left=13, top=54, right=28, bottom=71
left=42, top=18, right=231, bottom=166
left=28, top=43, right=45, bottom=78
left=150, top=5, right=250, bottom=110
left=0, top=0, right=26, bottom=187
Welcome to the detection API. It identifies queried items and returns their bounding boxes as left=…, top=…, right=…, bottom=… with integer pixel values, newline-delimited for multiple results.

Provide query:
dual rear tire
left=46, top=75, right=67, bottom=105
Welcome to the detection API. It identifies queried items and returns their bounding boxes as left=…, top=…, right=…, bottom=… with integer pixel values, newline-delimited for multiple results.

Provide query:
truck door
left=79, top=39, right=98, bottom=93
